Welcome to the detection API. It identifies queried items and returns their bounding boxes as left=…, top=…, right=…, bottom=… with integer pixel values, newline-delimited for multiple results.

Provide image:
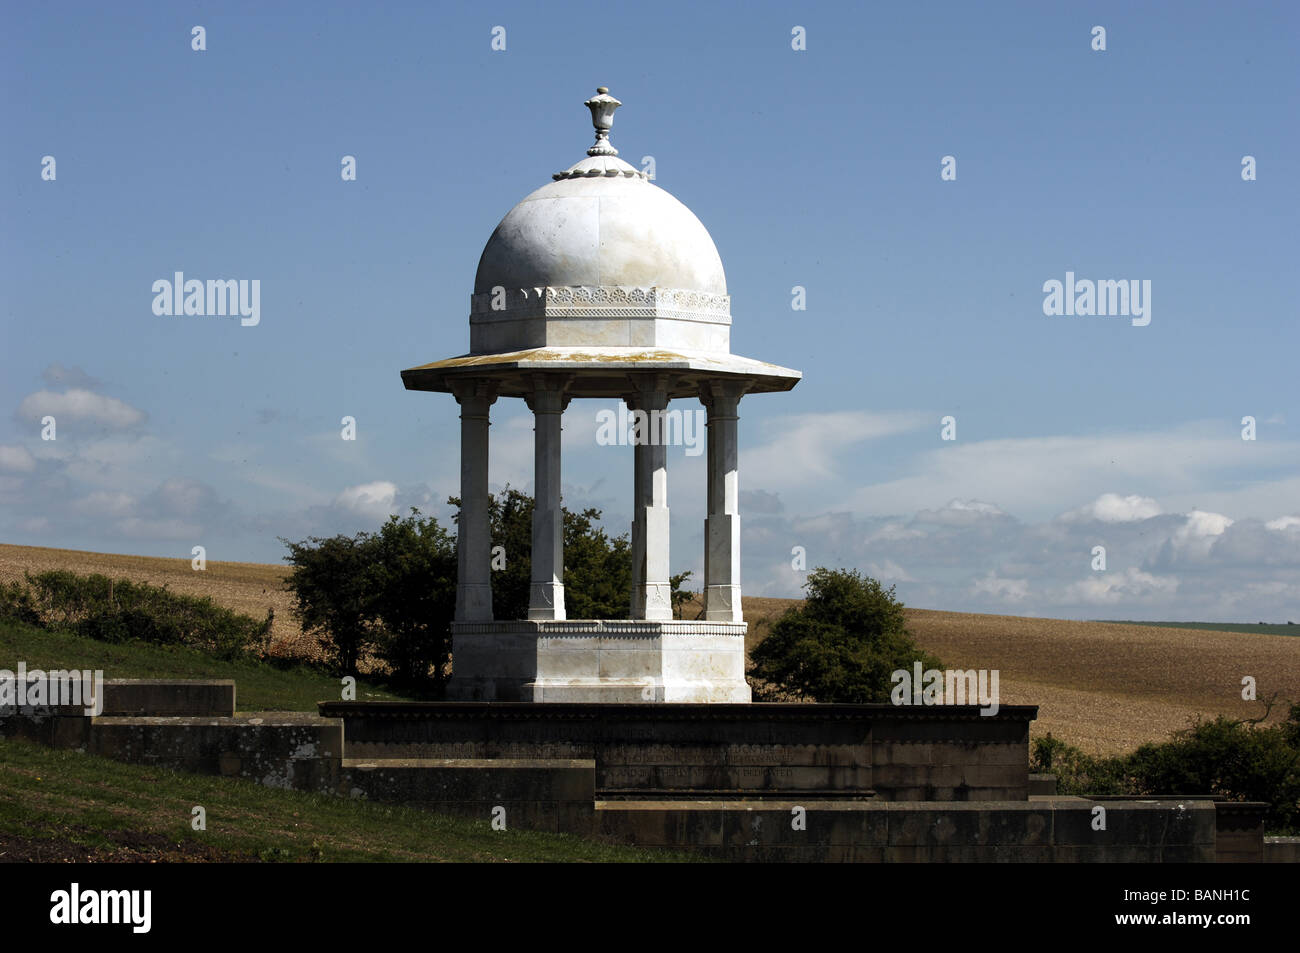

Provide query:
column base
left=448, top=620, right=751, bottom=703
left=455, top=584, right=494, bottom=622
left=527, top=582, right=566, bottom=621
left=703, top=584, right=743, bottom=622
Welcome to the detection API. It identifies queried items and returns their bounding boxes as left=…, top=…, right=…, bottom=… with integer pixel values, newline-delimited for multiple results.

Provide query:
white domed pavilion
left=402, top=88, right=800, bottom=702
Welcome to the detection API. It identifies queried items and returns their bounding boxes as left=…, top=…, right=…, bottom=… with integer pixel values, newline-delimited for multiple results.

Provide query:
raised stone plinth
left=319, top=701, right=1038, bottom=802
left=446, top=620, right=750, bottom=703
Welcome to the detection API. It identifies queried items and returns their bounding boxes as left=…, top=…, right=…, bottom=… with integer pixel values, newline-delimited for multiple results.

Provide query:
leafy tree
left=366, top=510, right=457, bottom=689
left=670, top=571, right=694, bottom=619
left=748, top=567, right=941, bottom=702
left=281, top=533, right=376, bottom=677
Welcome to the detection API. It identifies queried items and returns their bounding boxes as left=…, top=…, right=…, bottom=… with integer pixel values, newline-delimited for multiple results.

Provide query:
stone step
left=340, top=758, right=596, bottom=832
left=86, top=713, right=342, bottom=786
left=0, top=677, right=235, bottom=717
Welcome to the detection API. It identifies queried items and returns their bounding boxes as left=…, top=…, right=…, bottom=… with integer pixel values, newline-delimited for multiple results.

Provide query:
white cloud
left=1161, top=509, right=1234, bottom=563
left=1061, top=493, right=1163, bottom=523
left=915, top=499, right=1010, bottom=526
left=843, top=422, right=1299, bottom=520
left=971, top=571, right=1029, bottom=603
left=1062, top=567, right=1180, bottom=605
left=334, top=481, right=399, bottom=520
left=16, top=388, right=146, bottom=429
left=743, top=410, right=929, bottom=488
left=0, top=445, right=36, bottom=473
left=1266, top=515, right=1300, bottom=532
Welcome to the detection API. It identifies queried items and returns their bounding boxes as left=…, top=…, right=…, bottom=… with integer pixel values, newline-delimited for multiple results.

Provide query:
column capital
left=450, top=379, right=498, bottom=407
left=524, top=374, right=572, bottom=414
left=699, top=379, right=750, bottom=410
left=625, top=372, right=671, bottom=409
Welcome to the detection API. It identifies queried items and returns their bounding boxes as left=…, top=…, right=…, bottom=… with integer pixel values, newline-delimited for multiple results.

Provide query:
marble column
left=527, top=378, right=569, bottom=620
left=702, top=381, right=745, bottom=622
left=452, top=380, right=496, bottom=622
left=629, top=376, right=672, bottom=621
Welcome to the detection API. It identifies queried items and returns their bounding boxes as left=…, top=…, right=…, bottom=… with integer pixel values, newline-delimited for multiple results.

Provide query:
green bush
left=0, top=580, right=41, bottom=627
left=748, top=567, right=942, bottom=702
left=17, top=570, right=272, bottom=660
left=1032, top=704, right=1300, bottom=834
left=281, top=534, right=377, bottom=678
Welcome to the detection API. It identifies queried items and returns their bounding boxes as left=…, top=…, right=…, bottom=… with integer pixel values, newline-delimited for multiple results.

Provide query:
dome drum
left=469, top=285, right=732, bottom=353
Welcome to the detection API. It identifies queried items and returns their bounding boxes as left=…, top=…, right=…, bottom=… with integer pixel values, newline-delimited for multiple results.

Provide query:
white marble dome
left=466, top=89, right=733, bottom=356
left=473, top=154, right=726, bottom=296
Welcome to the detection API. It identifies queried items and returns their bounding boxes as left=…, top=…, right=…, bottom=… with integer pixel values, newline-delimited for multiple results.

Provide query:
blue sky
left=2, top=0, right=1297, bottom=620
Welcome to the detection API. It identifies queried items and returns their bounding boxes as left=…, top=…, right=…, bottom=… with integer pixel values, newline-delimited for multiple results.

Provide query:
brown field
left=5, top=543, right=1297, bottom=756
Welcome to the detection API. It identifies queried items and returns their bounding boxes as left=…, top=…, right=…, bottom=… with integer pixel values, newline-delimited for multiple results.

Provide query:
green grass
left=0, top=618, right=408, bottom=710
left=0, top=737, right=699, bottom=862
left=1098, top=620, right=1300, bottom=637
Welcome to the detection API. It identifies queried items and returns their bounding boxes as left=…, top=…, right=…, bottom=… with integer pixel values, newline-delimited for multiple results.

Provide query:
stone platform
left=318, top=700, right=1038, bottom=801
left=445, top=620, right=751, bottom=703
left=2, top=681, right=1278, bottom=862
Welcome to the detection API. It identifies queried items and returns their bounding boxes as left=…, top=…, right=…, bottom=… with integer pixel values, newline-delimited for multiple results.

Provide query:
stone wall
left=323, top=701, right=1037, bottom=802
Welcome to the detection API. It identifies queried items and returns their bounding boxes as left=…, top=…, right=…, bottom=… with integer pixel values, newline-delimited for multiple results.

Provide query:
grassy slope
left=0, top=738, right=697, bottom=863
left=0, top=619, right=405, bottom=711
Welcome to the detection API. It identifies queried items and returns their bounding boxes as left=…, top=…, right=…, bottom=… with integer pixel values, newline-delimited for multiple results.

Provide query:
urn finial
left=584, top=87, right=621, bottom=157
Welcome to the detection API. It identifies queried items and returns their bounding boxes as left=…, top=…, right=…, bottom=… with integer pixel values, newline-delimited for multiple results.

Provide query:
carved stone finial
left=584, top=87, right=621, bottom=157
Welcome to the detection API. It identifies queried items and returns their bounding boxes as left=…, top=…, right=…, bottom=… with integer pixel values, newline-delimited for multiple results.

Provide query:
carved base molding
left=448, top=619, right=751, bottom=703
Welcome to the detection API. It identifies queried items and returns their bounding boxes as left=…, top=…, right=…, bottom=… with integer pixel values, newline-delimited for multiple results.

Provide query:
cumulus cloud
left=16, top=388, right=146, bottom=429
left=915, top=499, right=1010, bottom=526
left=1266, top=516, right=1300, bottom=532
left=1061, top=493, right=1163, bottom=523
left=334, top=481, right=399, bottom=521
left=971, top=570, right=1030, bottom=603
left=1158, top=510, right=1234, bottom=563
left=1062, top=567, right=1180, bottom=605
